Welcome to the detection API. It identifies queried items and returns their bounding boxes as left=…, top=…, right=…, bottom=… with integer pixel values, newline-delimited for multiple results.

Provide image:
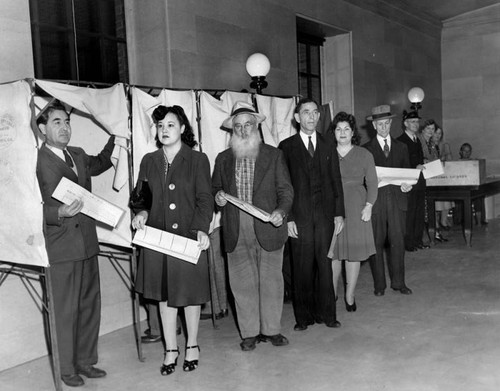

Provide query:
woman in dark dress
left=329, top=112, right=377, bottom=312
left=131, top=105, right=213, bottom=375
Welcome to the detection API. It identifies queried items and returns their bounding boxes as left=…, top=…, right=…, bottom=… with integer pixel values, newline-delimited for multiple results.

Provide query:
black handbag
left=129, top=180, right=152, bottom=212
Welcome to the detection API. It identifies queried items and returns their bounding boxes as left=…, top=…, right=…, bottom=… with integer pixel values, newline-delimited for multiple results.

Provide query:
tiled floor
left=1, top=220, right=499, bottom=391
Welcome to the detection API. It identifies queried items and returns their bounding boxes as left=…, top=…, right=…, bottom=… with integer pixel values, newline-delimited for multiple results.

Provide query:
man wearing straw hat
left=212, top=101, right=294, bottom=351
left=364, top=105, right=413, bottom=297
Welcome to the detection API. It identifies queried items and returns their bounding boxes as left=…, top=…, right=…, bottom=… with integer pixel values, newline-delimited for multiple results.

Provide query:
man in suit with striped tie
left=36, top=101, right=114, bottom=387
left=363, top=105, right=413, bottom=297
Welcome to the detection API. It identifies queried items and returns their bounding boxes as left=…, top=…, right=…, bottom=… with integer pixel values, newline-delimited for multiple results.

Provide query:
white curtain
left=0, top=80, right=48, bottom=266
left=35, top=80, right=130, bottom=190
left=256, top=95, right=297, bottom=146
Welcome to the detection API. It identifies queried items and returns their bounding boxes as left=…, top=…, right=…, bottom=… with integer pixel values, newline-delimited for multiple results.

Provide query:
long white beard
left=230, top=130, right=261, bottom=159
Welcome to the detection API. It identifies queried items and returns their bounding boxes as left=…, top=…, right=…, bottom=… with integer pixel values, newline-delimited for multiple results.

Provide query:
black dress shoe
left=345, top=298, right=357, bottom=312
left=76, top=365, right=106, bottom=378
left=392, top=286, right=413, bottom=295
left=141, top=333, right=162, bottom=343
left=374, top=290, right=385, bottom=296
left=326, top=320, right=341, bottom=328
left=259, top=333, right=289, bottom=346
left=405, top=246, right=417, bottom=252
left=240, top=336, right=258, bottom=351
left=434, top=232, right=448, bottom=242
left=61, top=374, right=84, bottom=387
left=417, top=243, right=430, bottom=249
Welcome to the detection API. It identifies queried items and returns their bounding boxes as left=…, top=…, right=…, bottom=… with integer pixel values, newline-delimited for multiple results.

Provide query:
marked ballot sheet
left=223, top=194, right=271, bottom=222
left=132, top=225, right=201, bottom=264
left=52, top=177, right=125, bottom=228
left=376, top=167, right=420, bottom=188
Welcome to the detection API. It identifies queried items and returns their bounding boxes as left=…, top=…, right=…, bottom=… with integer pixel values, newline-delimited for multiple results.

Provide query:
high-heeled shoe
left=434, top=232, right=448, bottom=242
left=183, top=345, right=200, bottom=372
left=345, top=297, right=357, bottom=312
left=160, top=348, right=179, bottom=376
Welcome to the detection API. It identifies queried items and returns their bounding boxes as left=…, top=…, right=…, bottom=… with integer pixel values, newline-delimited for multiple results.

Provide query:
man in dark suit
left=363, top=105, right=413, bottom=296
left=279, top=98, right=345, bottom=331
left=212, top=101, right=294, bottom=352
left=397, top=110, right=428, bottom=252
left=36, top=101, right=114, bottom=387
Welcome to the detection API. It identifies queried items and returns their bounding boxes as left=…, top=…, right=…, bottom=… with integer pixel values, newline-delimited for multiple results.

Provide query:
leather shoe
left=434, top=232, right=448, bottom=242
left=294, top=320, right=313, bottom=331
left=76, top=365, right=107, bottom=378
left=240, top=336, right=258, bottom=351
left=417, top=243, right=430, bottom=249
left=61, top=374, right=84, bottom=387
left=326, top=320, right=341, bottom=328
left=258, top=333, right=289, bottom=346
left=392, top=286, right=413, bottom=295
left=141, top=333, right=161, bottom=343
left=405, top=246, right=417, bottom=252
left=374, top=290, right=385, bottom=296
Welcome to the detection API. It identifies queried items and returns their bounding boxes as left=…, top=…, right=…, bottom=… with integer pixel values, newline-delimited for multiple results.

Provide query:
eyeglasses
left=234, top=122, right=255, bottom=132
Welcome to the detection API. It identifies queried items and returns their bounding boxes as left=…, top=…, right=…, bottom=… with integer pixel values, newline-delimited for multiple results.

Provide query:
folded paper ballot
left=376, top=167, right=420, bottom=188
left=422, top=159, right=444, bottom=179
left=132, top=225, right=201, bottom=264
left=223, top=193, right=271, bottom=222
left=52, top=177, right=125, bottom=228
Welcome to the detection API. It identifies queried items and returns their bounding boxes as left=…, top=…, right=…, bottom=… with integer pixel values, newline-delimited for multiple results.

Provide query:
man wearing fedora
left=279, top=97, right=345, bottom=331
left=397, top=110, right=428, bottom=252
left=212, top=101, right=294, bottom=351
left=363, top=105, right=413, bottom=296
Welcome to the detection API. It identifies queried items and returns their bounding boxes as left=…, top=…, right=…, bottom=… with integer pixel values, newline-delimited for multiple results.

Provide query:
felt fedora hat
left=221, top=101, right=266, bottom=131
left=366, top=105, right=397, bottom=121
left=402, top=109, right=421, bottom=120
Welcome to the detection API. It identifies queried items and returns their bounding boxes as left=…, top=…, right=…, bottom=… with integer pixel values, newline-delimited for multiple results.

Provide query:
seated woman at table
left=329, top=111, right=377, bottom=312
left=131, top=105, right=213, bottom=375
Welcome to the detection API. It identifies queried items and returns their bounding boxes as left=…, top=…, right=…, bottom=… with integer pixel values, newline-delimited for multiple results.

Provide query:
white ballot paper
left=422, top=159, right=444, bottom=179
left=132, top=226, right=201, bottom=264
left=376, top=167, right=421, bottom=188
left=223, top=193, right=271, bottom=222
left=52, top=177, right=125, bottom=228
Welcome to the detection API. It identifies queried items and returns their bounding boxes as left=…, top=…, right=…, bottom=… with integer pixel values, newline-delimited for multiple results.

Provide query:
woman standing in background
left=329, top=112, right=378, bottom=312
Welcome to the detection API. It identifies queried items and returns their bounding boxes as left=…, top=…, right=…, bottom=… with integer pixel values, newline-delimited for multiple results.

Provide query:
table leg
left=428, top=197, right=436, bottom=245
left=463, top=196, right=473, bottom=247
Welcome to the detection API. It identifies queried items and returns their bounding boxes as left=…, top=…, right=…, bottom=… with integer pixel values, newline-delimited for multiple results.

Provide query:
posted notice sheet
left=132, top=226, right=201, bottom=264
left=52, top=177, right=125, bottom=228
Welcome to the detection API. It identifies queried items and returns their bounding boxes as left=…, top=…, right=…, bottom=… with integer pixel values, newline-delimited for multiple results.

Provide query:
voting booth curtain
left=0, top=79, right=298, bottom=267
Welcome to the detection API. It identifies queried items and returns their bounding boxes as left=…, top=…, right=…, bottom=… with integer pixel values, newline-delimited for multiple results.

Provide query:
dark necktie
left=63, top=149, right=74, bottom=168
left=308, top=136, right=314, bottom=157
left=383, top=139, right=390, bottom=158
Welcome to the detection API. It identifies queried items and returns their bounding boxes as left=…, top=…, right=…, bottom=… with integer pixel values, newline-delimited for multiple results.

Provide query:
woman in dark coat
left=131, top=105, right=213, bottom=375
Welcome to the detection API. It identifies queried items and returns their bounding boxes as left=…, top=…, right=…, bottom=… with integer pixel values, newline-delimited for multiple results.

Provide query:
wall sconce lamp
left=408, top=87, right=425, bottom=112
left=246, top=53, right=270, bottom=94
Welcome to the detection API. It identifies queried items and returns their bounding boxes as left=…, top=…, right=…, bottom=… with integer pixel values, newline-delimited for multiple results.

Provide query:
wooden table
left=426, top=179, right=500, bottom=246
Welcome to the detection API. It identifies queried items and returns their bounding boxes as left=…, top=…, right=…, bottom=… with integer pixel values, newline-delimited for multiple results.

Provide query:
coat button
left=169, top=183, right=175, bottom=190
left=169, top=203, right=176, bottom=210
left=75, top=224, right=79, bottom=228
left=172, top=223, right=178, bottom=229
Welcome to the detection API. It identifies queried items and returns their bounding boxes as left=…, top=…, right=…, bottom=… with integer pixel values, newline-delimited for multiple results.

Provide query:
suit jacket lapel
left=253, top=145, right=270, bottom=193
left=223, top=152, right=237, bottom=196
left=43, top=144, right=78, bottom=182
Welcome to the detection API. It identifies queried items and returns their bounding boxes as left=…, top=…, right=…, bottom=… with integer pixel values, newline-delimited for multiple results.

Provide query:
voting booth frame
left=0, top=78, right=299, bottom=391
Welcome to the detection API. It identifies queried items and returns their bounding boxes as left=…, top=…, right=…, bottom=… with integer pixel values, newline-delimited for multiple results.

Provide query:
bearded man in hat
left=363, top=105, right=413, bottom=296
left=397, top=110, right=428, bottom=252
left=279, top=97, right=345, bottom=331
left=212, top=101, right=294, bottom=351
